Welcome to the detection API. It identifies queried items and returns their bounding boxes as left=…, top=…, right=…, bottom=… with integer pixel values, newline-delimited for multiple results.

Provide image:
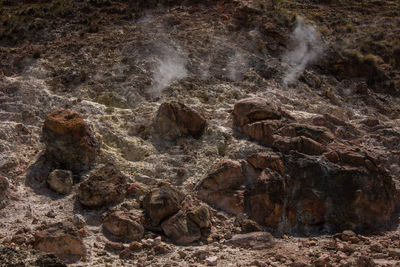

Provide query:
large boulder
left=78, top=163, right=128, bottom=208
left=103, top=211, right=144, bottom=242
left=233, top=97, right=281, bottom=127
left=160, top=210, right=201, bottom=245
left=197, top=160, right=247, bottom=215
left=42, top=109, right=98, bottom=174
left=33, top=222, right=86, bottom=262
left=197, top=151, right=398, bottom=234
left=142, top=185, right=185, bottom=227
left=155, top=102, right=207, bottom=140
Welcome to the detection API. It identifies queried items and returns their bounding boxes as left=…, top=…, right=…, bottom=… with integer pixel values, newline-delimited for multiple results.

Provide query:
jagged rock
left=47, top=169, right=73, bottom=195
left=247, top=152, right=284, bottom=175
left=33, top=222, right=86, bottom=262
left=0, top=175, right=9, bottom=194
left=198, top=160, right=245, bottom=191
left=233, top=97, right=281, bottom=127
left=224, top=232, right=275, bottom=249
left=273, top=136, right=326, bottom=155
left=142, top=185, right=185, bottom=227
left=103, top=210, right=144, bottom=242
left=155, top=101, right=207, bottom=140
left=198, top=149, right=398, bottom=233
left=197, top=160, right=247, bottom=215
left=187, top=205, right=211, bottom=229
left=247, top=169, right=285, bottom=228
left=161, top=210, right=201, bottom=245
left=42, top=109, right=98, bottom=174
left=284, top=152, right=397, bottom=233
left=78, top=163, right=128, bottom=208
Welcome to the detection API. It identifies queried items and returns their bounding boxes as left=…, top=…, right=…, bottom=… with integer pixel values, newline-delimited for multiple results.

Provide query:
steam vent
left=1, top=0, right=400, bottom=266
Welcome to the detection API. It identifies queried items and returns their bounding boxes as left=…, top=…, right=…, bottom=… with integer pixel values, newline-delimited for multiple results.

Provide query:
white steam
left=283, top=17, right=322, bottom=85
left=148, top=46, right=188, bottom=97
left=227, top=51, right=248, bottom=82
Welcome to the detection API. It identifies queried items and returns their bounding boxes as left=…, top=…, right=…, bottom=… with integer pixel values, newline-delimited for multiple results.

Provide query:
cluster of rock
left=197, top=97, right=399, bottom=234
left=142, top=185, right=211, bottom=245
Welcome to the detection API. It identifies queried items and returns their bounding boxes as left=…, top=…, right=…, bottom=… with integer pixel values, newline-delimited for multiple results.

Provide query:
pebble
left=205, top=256, right=218, bottom=266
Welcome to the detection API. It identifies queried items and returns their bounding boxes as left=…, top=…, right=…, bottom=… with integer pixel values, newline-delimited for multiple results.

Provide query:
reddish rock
left=198, top=189, right=245, bottom=215
left=103, top=210, right=144, bottom=242
left=187, top=205, right=212, bottom=229
left=233, top=97, right=281, bottom=127
left=161, top=210, right=201, bottom=245
left=42, top=109, right=98, bottom=174
left=241, top=120, right=281, bottom=146
left=247, top=169, right=285, bottom=228
left=197, top=160, right=248, bottom=215
left=142, top=185, right=185, bottom=227
left=247, top=152, right=284, bottom=175
left=33, top=222, right=86, bottom=262
left=155, top=101, right=207, bottom=140
left=78, top=163, right=128, bottom=208
left=198, top=160, right=245, bottom=191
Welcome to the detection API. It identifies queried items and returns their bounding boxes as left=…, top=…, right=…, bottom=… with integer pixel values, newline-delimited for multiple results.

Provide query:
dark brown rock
left=103, top=211, right=144, bottom=242
left=247, top=169, right=285, bottom=228
left=42, top=109, right=98, bottom=174
left=161, top=210, right=201, bottom=245
left=47, top=169, right=73, bottom=195
left=155, top=102, right=206, bottom=140
left=197, top=160, right=248, bottom=215
left=198, top=160, right=245, bottom=191
left=224, top=232, right=275, bottom=249
left=233, top=97, right=281, bottom=127
left=187, top=205, right=211, bottom=229
left=0, top=175, right=9, bottom=194
left=33, top=222, right=86, bottom=262
left=78, top=163, right=128, bottom=208
left=247, top=152, right=284, bottom=175
left=142, top=185, right=185, bottom=227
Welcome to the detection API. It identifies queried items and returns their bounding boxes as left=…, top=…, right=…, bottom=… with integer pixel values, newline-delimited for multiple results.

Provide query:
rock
left=47, top=169, right=73, bottom=195
left=224, top=232, right=275, bottom=249
left=247, top=169, right=285, bottom=228
left=240, top=219, right=263, bottom=233
left=0, top=175, right=9, bottom=194
left=198, top=160, right=245, bottom=191
left=155, top=101, right=207, bottom=140
left=129, top=241, right=143, bottom=252
left=78, top=163, right=128, bottom=208
left=72, top=214, right=86, bottom=229
left=187, top=205, right=211, bottom=229
left=247, top=152, right=284, bottom=175
left=142, top=185, right=185, bottom=227
left=233, top=97, right=281, bottom=127
left=197, top=160, right=247, bottom=215
left=104, top=241, right=124, bottom=251
left=312, top=254, right=331, bottom=267
left=42, top=109, right=98, bottom=174
left=33, top=222, right=86, bottom=262
left=161, top=210, right=201, bottom=245
left=355, top=256, right=376, bottom=267
left=103, top=210, right=144, bottom=242
left=205, top=256, right=218, bottom=266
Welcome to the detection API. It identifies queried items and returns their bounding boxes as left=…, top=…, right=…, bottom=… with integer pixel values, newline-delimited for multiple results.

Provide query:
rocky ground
left=0, top=0, right=400, bottom=266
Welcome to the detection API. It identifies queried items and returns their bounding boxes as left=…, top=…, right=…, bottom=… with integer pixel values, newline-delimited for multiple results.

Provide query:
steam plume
left=283, top=17, right=322, bottom=85
left=148, top=45, right=188, bottom=97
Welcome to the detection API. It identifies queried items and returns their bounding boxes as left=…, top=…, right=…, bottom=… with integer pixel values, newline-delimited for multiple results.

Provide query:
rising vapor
left=283, top=17, right=322, bottom=85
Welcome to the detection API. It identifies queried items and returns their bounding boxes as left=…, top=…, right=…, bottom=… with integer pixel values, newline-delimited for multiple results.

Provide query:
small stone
left=205, top=256, right=218, bottom=266
left=47, top=169, right=73, bottom=195
left=73, top=214, right=86, bottom=229
left=105, top=241, right=124, bottom=251
left=129, top=241, right=142, bottom=252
